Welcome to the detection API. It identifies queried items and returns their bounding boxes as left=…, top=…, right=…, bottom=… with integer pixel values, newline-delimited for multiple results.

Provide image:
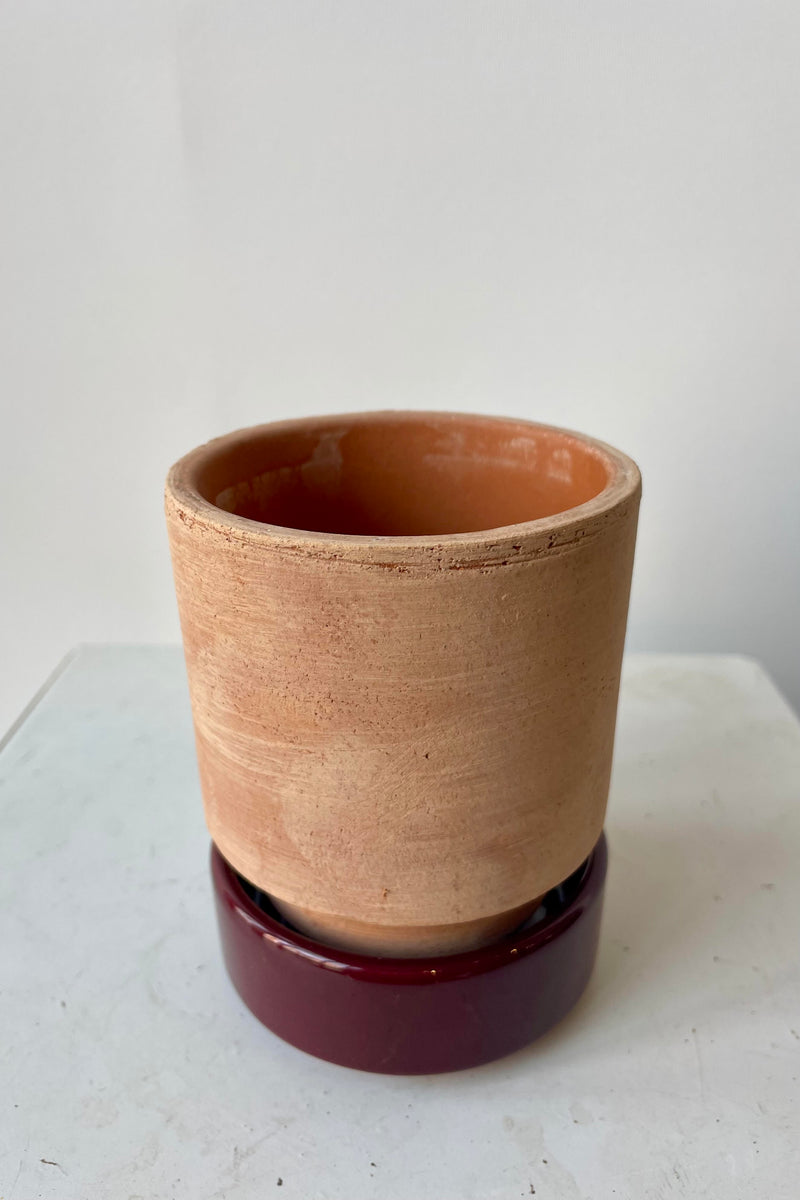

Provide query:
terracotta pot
left=165, top=411, right=640, bottom=957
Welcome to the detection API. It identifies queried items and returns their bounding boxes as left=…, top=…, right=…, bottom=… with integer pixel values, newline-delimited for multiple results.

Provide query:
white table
left=2, top=648, right=799, bottom=1200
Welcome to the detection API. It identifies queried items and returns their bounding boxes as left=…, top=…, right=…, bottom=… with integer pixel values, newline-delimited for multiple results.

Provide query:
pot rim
left=212, top=832, right=608, bottom=979
left=166, top=410, right=641, bottom=564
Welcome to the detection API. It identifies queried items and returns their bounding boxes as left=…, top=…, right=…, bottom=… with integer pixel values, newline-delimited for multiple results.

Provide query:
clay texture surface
left=166, top=411, right=640, bottom=955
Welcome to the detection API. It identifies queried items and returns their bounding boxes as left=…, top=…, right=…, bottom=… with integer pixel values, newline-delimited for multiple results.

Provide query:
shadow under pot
left=165, top=411, right=640, bottom=959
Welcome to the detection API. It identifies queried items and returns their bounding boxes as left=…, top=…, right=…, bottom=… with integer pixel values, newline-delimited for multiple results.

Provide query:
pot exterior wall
left=166, top=418, right=640, bottom=955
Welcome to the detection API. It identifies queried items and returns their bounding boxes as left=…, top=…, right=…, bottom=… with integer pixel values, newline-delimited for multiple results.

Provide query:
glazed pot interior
left=193, top=414, right=613, bottom=537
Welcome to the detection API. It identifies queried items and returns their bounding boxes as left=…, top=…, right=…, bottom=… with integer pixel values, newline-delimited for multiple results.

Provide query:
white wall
left=2, top=1, right=799, bottom=735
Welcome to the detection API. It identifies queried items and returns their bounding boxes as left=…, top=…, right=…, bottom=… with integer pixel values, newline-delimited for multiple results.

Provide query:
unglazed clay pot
left=166, top=412, right=640, bottom=957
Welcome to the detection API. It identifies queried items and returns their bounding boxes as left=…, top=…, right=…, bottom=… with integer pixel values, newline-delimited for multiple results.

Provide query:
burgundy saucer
left=211, top=833, right=607, bottom=1074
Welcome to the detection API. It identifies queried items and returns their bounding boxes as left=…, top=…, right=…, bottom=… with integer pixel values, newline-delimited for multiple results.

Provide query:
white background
left=1, top=1, right=799, bottom=735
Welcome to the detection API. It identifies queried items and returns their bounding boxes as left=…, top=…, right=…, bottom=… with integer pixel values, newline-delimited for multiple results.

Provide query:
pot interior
left=194, top=414, right=612, bottom=536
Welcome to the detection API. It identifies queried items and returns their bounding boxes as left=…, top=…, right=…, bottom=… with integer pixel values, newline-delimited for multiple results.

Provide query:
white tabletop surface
left=1, top=647, right=799, bottom=1200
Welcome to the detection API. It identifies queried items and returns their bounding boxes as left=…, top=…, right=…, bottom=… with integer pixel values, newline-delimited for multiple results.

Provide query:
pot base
left=211, top=833, right=607, bottom=1075
left=270, top=893, right=545, bottom=958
